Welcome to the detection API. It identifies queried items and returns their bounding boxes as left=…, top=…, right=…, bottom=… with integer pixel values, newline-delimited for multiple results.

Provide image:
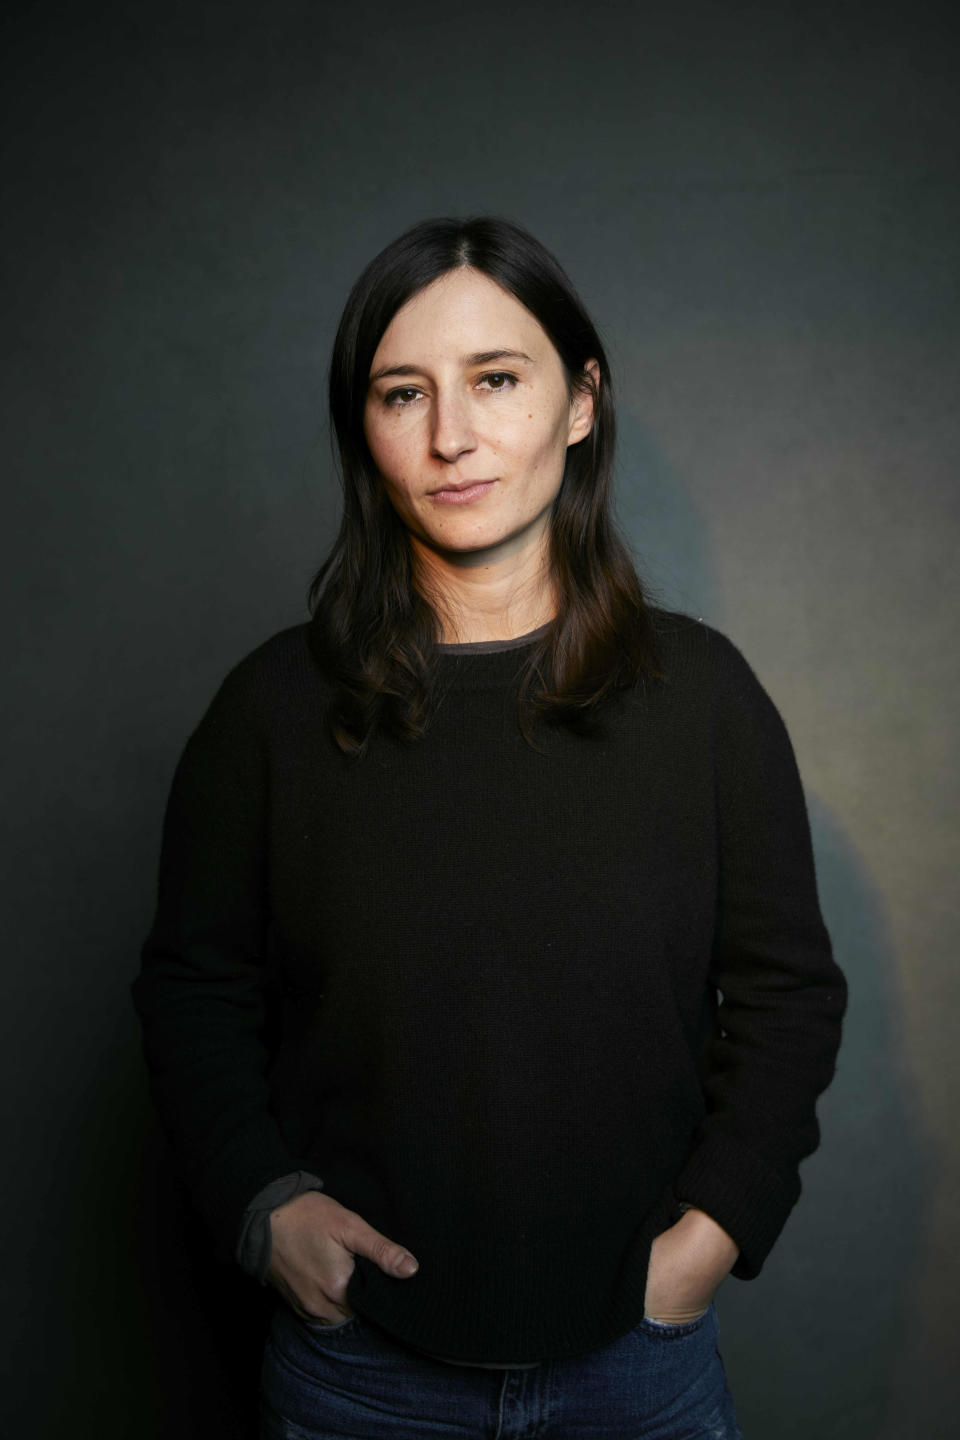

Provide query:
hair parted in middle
left=308, top=214, right=658, bottom=757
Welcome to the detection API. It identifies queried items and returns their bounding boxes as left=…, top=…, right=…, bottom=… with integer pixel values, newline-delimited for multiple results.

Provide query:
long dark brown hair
left=308, top=215, right=657, bottom=755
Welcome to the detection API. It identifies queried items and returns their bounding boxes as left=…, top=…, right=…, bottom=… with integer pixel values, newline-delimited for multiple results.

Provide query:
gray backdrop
left=3, top=1, right=958, bottom=1435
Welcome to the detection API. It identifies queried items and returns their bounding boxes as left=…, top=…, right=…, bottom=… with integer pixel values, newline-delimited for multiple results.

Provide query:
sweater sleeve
left=673, top=630, right=847, bottom=1278
left=131, top=659, right=302, bottom=1261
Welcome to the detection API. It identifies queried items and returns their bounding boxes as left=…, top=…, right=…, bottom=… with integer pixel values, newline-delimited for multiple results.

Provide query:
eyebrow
left=368, top=349, right=535, bottom=385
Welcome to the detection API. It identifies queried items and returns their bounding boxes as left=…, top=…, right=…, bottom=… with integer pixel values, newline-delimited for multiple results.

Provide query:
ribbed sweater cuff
left=675, top=1131, right=801, bottom=1279
left=236, top=1170, right=325, bottom=1284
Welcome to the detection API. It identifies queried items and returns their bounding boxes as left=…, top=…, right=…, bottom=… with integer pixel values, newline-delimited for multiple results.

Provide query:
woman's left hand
left=643, top=1207, right=740, bottom=1325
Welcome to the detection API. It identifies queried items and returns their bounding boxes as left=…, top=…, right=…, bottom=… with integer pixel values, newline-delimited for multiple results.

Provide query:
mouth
left=428, top=478, right=498, bottom=504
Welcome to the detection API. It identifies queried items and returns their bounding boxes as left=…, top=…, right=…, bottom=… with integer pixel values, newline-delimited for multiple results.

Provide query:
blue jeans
left=259, top=1299, right=742, bottom=1439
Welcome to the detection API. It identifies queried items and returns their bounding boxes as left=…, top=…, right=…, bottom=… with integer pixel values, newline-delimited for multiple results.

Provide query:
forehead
left=370, top=267, right=550, bottom=365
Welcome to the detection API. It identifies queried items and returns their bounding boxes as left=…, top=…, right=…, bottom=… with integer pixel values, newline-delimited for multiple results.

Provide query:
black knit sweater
left=132, top=610, right=846, bottom=1364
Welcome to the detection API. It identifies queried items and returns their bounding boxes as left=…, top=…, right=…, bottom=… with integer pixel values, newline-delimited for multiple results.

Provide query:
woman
left=133, top=215, right=847, bottom=1439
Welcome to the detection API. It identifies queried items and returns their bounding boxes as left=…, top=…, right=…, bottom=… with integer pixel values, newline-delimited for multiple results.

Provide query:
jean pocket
left=298, top=1310, right=360, bottom=1334
left=638, top=1302, right=712, bottom=1339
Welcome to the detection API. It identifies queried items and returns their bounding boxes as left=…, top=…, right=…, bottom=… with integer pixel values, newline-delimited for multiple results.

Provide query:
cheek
left=498, top=404, right=554, bottom=455
left=513, top=409, right=571, bottom=476
left=365, top=419, right=411, bottom=485
left=366, top=439, right=419, bottom=514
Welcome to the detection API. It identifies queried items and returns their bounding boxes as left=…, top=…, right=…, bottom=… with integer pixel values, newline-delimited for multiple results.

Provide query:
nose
left=429, top=389, right=477, bottom=464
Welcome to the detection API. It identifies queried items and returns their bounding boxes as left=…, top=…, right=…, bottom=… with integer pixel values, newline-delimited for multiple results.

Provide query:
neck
left=411, top=529, right=556, bottom=644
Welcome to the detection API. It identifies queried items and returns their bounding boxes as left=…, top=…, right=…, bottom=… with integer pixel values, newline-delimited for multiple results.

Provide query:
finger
left=341, top=1215, right=419, bottom=1278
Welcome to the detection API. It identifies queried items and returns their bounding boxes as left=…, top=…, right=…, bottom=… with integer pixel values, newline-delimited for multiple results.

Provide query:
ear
left=567, top=358, right=600, bottom=446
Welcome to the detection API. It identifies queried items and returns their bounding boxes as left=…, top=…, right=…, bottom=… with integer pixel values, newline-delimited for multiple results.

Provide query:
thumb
left=343, top=1215, right=419, bottom=1279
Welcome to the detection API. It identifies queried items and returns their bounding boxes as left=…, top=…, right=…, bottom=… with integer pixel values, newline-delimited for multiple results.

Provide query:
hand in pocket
left=643, top=1208, right=739, bottom=1326
left=268, top=1191, right=419, bottom=1326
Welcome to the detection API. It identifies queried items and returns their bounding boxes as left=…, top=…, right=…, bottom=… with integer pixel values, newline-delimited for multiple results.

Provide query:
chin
left=432, top=528, right=515, bottom=557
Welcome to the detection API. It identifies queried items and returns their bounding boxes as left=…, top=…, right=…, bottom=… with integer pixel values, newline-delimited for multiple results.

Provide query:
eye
left=383, top=386, right=424, bottom=409
left=477, top=371, right=517, bottom=393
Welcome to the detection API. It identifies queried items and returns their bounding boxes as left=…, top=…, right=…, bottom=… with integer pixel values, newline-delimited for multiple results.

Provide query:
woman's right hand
left=267, top=1191, right=419, bottom=1324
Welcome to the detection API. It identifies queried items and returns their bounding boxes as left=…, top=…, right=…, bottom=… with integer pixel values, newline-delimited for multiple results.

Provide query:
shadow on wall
left=132, top=1125, right=271, bottom=1439
left=615, top=414, right=723, bottom=623
left=720, top=795, right=934, bottom=1440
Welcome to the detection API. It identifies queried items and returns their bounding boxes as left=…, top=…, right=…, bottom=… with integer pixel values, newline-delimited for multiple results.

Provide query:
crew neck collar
left=435, top=621, right=551, bottom=655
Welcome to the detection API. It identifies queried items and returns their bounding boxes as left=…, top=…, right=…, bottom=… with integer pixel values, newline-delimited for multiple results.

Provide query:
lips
left=428, top=478, right=497, bottom=495
left=428, top=479, right=498, bottom=506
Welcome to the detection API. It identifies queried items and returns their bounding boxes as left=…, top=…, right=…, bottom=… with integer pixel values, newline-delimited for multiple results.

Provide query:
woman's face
left=363, top=267, right=596, bottom=566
